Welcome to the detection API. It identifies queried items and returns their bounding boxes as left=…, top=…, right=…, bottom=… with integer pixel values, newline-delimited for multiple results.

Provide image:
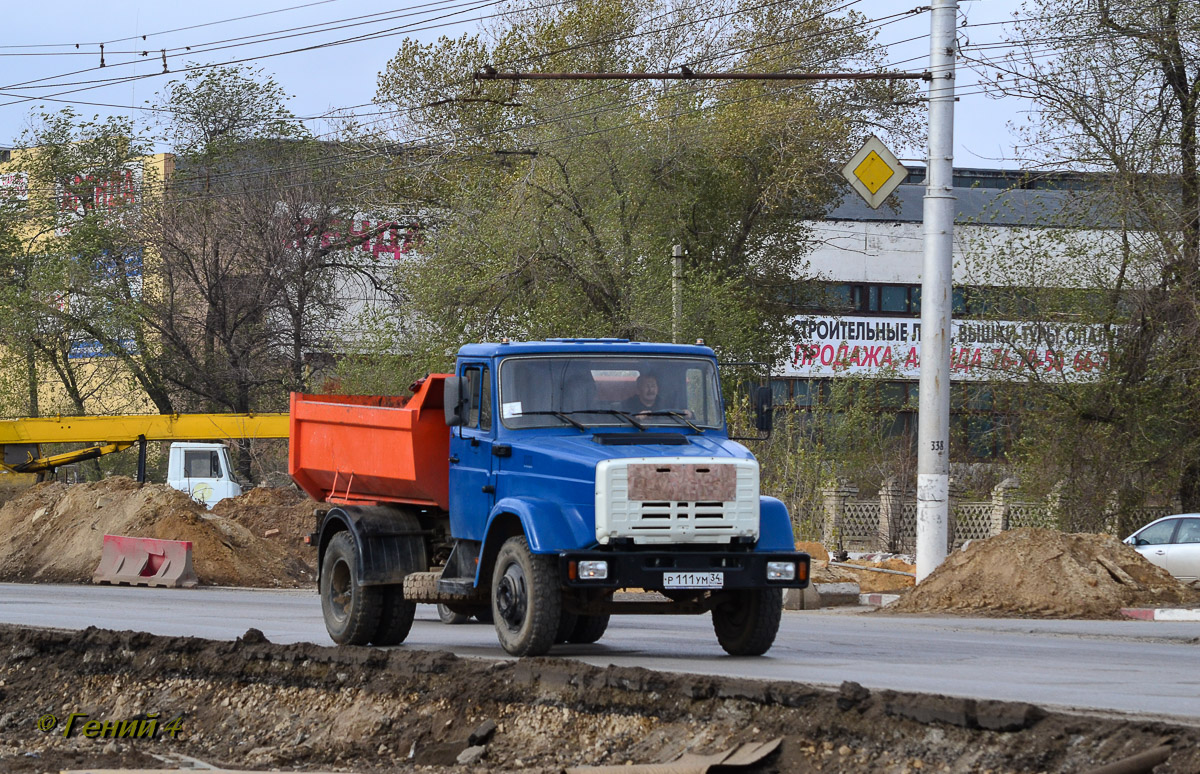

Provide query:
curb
left=859, top=593, right=901, bottom=607
left=1120, top=607, right=1200, bottom=621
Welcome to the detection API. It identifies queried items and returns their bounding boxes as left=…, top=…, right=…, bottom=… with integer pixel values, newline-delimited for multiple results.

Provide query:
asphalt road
left=4, top=582, right=1199, bottom=721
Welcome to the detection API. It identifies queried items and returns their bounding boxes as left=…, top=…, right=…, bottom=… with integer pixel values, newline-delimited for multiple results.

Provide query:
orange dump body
left=288, top=375, right=451, bottom=510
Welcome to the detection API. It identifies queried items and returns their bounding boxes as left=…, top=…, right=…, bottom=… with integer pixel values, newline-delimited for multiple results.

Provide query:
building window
left=820, top=283, right=923, bottom=316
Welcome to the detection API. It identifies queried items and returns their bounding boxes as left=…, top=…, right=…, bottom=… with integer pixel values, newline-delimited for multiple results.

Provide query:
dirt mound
left=211, top=484, right=319, bottom=574
left=888, top=528, right=1200, bottom=618
left=0, top=473, right=34, bottom=507
left=796, top=540, right=830, bottom=562
left=0, top=477, right=313, bottom=587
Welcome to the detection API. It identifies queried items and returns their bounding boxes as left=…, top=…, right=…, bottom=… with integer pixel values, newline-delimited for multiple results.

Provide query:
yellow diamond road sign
left=842, top=136, right=907, bottom=209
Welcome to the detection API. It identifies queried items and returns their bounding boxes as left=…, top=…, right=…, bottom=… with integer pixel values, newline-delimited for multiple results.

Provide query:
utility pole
left=916, top=0, right=958, bottom=582
left=672, top=244, right=683, bottom=344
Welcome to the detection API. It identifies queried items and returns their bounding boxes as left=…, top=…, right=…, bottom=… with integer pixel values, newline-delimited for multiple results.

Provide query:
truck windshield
left=499, top=356, right=723, bottom=430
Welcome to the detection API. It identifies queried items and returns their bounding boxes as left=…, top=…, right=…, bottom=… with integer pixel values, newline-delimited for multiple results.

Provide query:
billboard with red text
left=783, top=315, right=1113, bottom=382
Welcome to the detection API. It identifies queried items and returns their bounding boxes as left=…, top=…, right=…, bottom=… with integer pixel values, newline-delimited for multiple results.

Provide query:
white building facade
left=775, top=168, right=1117, bottom=459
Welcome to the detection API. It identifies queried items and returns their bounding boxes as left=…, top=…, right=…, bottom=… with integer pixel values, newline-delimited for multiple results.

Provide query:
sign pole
left=916, top=0, right=957, bottom=582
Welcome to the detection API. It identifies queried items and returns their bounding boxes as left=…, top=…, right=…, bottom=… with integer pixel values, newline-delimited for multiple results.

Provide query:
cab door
left=447, top=362, right=495, bottom=541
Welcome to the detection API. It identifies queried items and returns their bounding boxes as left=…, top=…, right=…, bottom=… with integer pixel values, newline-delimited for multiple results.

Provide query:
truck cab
left=166, top=442, right=241, bottom=509
left=295, top=339, right=808, bottom=657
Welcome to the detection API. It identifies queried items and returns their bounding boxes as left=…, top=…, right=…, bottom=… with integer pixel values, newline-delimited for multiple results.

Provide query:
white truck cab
left=166, top=442, right=241, bottom=508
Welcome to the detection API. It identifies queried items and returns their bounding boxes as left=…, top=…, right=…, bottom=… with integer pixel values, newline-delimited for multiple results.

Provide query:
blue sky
left=0, top=0, right=1029, bottom=169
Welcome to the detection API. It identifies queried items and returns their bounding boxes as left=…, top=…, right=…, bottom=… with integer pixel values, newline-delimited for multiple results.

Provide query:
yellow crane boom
left=0, top=413, right=289, bottom=444
left=0, top=412, right=289, bottom=474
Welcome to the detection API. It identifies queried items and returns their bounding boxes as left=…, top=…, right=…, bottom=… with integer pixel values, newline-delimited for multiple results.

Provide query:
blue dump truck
left=290, top=339, right=810, bottom=657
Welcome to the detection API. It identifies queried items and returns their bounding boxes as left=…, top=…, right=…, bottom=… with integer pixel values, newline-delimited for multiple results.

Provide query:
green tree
left=354, top=0, right=920, bottom=389
left=153, top=65, right=306, bottom=160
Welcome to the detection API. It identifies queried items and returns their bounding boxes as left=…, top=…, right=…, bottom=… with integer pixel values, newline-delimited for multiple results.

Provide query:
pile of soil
left=0, top=473, right=34, bottom=508
left=0, top=477, right=315, bottom=588
left=211, top=484, right=320, bottom=574
left=4, top=624, right=1200, bottom=774
left=889, top=528, right=1200, bottom=618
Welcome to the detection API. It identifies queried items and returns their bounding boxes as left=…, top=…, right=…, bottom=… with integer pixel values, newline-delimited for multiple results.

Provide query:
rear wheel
left=371, top=585, right=415, bottom=645
left=320, top=531, right=382, bottom=645
left=437, top=603, right=470, bottom=625
left=491, top=536, right=561, bottom=656
left=555, top=611, right=579, bottom=643
left=711, top=589, right=782, bottom=656
left=567, top=613, right=610, bottom=644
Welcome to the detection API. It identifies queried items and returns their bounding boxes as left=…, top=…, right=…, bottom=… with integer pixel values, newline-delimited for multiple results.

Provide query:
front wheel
left=320, top=531, right=382, bottom=645
left=711, top=588, right=782, bottom=656
left=491, top=536, right=561, bottom=656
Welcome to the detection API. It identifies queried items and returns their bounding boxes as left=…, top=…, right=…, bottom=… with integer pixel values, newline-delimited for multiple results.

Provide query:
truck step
left=403, top=572, right=486, bottom=604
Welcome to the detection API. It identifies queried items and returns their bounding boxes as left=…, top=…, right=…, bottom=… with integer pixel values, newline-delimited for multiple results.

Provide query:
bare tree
left=971, top=0, right=1200, bottom=515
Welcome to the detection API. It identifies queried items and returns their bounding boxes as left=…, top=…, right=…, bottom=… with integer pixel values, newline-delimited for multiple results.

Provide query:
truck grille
left=595, top=458, right=759, bottom=545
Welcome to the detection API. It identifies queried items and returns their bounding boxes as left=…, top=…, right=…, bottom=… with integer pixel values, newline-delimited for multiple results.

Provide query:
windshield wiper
left=560, top=408, right=648, bottom=431
left=638, top=411, right=703, bottom=432
left=517, top=410, right=589, bottom=430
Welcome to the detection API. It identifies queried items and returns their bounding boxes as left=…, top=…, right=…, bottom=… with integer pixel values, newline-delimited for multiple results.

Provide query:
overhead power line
left=0, top=0, right=344, bottom=50
left=474, top=69, right=930, bottom=82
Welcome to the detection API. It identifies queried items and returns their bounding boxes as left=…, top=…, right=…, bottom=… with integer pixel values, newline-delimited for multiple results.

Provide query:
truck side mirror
left=752, top=386, right=773, bottom=433
left=444, top=376, right=467, bottom=427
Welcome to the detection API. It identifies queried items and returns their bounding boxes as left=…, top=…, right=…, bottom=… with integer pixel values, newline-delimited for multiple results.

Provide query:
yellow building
left=0, top=145, right=174, bottom=418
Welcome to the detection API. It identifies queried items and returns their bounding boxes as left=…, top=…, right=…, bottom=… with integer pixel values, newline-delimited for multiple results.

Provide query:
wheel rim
left=329, top=558, right=352, bottom=623
left=495, top=562, right=528, bottom=630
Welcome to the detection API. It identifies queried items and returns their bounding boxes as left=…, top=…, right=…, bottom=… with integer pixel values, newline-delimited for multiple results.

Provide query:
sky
left=0, top=0, right=1032, bottom=169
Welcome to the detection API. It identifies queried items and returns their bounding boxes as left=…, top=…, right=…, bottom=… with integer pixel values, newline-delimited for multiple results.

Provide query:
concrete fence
left=805, top=477, right=1176, bottom=554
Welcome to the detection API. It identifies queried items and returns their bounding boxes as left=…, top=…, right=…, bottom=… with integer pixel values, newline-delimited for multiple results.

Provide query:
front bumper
left=559, top=549, right=810, bottom=590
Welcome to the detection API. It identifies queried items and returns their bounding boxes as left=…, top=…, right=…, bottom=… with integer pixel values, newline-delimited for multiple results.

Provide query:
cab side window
left=463, top=365, right=492, bottom=431
left=479, top=367, right=492, bottom=430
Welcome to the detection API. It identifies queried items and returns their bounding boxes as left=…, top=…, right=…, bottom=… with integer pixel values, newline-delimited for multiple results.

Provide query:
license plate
left=663, top=571, right=724, bottom=589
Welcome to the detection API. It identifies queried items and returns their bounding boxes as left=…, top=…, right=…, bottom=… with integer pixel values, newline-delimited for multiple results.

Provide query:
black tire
left=567, top=613, right=610, bottom=644
left=491, top=536, right=561, bottom=656
left=320, top=531, right=382, bottom=645
left=711, top=588, right=783, bottom=656
left=555, top=611, right=579, bottom=643
left=371, top=585, right=416, bottom=645
left=438, top=603, right=470, bottom=625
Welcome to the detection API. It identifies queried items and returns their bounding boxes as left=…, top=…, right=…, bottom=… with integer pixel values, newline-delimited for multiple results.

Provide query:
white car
left=1124, top=514, right=1200, bottom=586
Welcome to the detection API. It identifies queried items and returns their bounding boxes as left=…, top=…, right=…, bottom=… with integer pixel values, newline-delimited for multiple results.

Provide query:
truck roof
left=457, top=339, right=716, bottom=358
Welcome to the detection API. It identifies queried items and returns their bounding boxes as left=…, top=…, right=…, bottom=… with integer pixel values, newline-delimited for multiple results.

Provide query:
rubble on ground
left=888, top=527, right=1200, bottom=618
left=807, top=547, right=916, bottom=594
left=3, top=624, right=1199, bottom=774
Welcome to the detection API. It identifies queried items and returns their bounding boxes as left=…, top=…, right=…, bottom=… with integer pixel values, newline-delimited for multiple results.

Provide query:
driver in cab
left=623, top=373, right=660, bottom=414
left=622, top=373, right=692, bottom=418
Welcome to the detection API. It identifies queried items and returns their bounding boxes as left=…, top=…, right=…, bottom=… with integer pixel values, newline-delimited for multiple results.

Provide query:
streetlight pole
left=916, top=0, right=957, bottom=582
left=672, top=244, right=683, bottom=344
